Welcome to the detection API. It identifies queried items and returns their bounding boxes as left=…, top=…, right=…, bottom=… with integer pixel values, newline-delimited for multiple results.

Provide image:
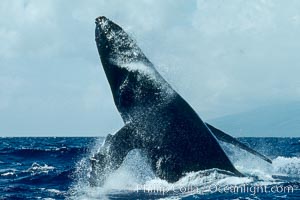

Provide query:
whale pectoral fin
left=90, top=124, right=136, bottom=186
left=98, top=124, right=136, bottom=166
left=106, top=124, right=136, bottom=165
left=206, top=123, right=272, bottom=164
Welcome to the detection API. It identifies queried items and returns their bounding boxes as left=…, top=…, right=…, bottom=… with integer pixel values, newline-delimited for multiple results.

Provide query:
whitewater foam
left=69, top=145, right=255, bottom=199
left=26, top=162, right=55, bottom=175
left=273, top=156, right=300, bottom=176
left=69, top=138, right=300, bottom=199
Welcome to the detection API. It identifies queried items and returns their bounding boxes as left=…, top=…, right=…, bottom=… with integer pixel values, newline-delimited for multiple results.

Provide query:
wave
left=0, top=162, right=74, bottom=187
left=0, top=147, right=87, bottom=156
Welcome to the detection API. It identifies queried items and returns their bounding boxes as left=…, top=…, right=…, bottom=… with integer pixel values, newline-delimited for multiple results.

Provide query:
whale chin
left=90, top=16, right=271, bottom=186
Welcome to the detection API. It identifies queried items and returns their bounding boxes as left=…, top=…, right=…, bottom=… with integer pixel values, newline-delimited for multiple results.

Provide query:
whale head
left=95, top=16, right=175, bottom=122
left=95, top=16, right=151, bottom=67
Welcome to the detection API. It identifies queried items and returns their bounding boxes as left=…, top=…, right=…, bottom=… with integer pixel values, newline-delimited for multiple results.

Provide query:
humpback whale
left=90, top=16, right=271, bottom=186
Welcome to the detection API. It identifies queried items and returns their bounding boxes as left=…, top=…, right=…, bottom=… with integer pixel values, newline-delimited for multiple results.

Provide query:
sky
left=1, top=0, right=300, bottom=136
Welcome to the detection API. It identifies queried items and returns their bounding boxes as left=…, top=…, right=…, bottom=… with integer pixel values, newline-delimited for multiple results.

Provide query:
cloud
left=0, top=0, right=300, bottom=136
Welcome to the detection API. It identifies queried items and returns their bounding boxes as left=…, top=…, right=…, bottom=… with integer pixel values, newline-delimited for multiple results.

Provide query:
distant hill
left=207, top=102, right=300, bottom=137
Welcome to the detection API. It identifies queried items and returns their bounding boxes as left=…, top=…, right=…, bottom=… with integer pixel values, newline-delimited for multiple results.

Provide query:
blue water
left=0, top=137, right=299, bottom=199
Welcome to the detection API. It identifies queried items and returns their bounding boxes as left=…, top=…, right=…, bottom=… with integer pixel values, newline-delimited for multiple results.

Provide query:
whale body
left=90, top=16, right=271, bottom=186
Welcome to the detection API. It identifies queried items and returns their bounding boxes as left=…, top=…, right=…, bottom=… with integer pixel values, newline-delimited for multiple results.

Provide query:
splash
left=221, top=141, right=300, bottom=181
left=120, top=62, right=156, bottom=78
left=119, top=62, right=176, bottom=101
left=67, top=140, right=248, bottom=199
left=273, top=156, right=300, bottom=177
left=68, top=138, right=300, bottom=199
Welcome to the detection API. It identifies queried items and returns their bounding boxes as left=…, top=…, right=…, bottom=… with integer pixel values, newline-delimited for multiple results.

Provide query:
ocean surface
left=0, top=137, right=299, bottom=200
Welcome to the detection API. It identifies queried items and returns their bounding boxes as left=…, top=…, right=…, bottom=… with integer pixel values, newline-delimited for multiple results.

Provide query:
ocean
left=0, top=137, right=299, bottom=199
